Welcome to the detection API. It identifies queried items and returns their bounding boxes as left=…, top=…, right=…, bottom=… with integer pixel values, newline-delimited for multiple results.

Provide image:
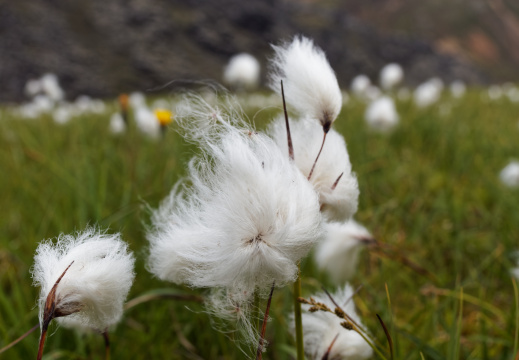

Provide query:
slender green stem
left=294, top=264, right=304, bottom=360
left=513, top=278, right=519, bottom=358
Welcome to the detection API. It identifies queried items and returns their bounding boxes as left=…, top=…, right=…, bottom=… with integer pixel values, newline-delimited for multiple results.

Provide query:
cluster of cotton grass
left=31, top=227, right=135, bottom=359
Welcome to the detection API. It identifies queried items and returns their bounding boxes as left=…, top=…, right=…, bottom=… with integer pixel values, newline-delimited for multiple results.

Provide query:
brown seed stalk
left=256, top=282, right=276, bottom=360
left=281, top=80, right=294, bottom=161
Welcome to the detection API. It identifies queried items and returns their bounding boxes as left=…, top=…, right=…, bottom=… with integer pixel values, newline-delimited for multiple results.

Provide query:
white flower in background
left=488, top=85, right=503, bottom=101
left=147, top=127, right=322, bottom=293
left=380, top=63, right=404, bottom=90
left=32, top=228, right=135, bottom=331
left=294, top=285, right=373, bottom=360
left=223, top=53, right=261, bottom=90
left=135, top=106, right=160, bottom=139
left=269, top=116, right=359, bottom=221
left=315, top=220, right=375, bottom=284
left=25, top=79, right=42, bottom=97
left=351, top=75, right=371, bottom=98
left=109, top=113, right=126, bottom=134
left=506, top=86, right=519, bottom=103
left=17, top=103, right=40, bottom=119
left=129, top=92, right=146, bottom=109
left=40, top=73, right=64, bottom=102
left=450, top=80, right=466, bottom=99
left=90, top=99, right=107, bottom=114
left=364, top=96, right=399, bottom=133
left=364, top=85, right=382, bottom=102
left=269, top=36, right=342, bottom=132
left=53, top=106, right=73, bottom=125
left=500, top=161, right=519, bottom=188
left=33, top=95, right=54, bottom=113
left=413, top=78, right=443, bottom=108
left=341, top=91, right=350, bottom=105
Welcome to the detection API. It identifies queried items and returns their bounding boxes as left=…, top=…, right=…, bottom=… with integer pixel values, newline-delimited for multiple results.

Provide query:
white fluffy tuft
left=269, top=116, right=359, bottom=221
left=223, top=53, right=261, bottom=90
left=414, top=78, right=444, bottom=108
left=32, top=228, right=135, bottom=331
left=500, top=161, right=519, bottom=188
left=269, top=36, right=342, bottom=129
left=109, top=112, right=126, bottom=134
left=147, top=127, right=322, bottom=294
left=364, top=96, right=399, bottom=133
left=380, top=63, right=404, bottom=90
left=292, top=284, right=373, bottom=360
left=315, top=220, right=373, bottom=284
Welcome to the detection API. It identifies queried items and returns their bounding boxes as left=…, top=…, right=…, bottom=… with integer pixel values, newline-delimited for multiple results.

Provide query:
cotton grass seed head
left=364, top=95, right=399, bottom=133
left=223, top=53, right=261, bottom=90
left=315, top=220, right=375, bottom=284
left=32, top=228, right=135, bottom=331
left=269, top=116, right=359, bottom=221
left=269, top=36, right=342, bottom=132
left=294, top=285, right=373, bottom=360
left=148, top=127, right=322, bottom=294
left=380, top=63, right=404, bottom=90
left=500, top=161, right=519, bottom=188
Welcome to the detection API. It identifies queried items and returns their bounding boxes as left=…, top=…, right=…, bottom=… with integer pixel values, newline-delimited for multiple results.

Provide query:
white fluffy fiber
left=450, top=80, right=466, bottom=99
left=269, top=36, right=342, bottom=130
left=364, top=96, right=399, bottom=133
left=109, top=112, right=126, bottom=134
left=315, top=220, right=373, bottom=284
left=32, top=228, right=135, bottom=331
left=295, top=285, right=373, bottom=360
left=147, top=127, right=322, bottom=293
left=350, top=75, right=371, bottom=98
left=269, top=116, right=359, bottom=221
left=380, top=63, right=404, bottom=90
left=414, top=78, right=443, bottom=108
left=499, top=161, right=519, bottom=188
left=223, top=53, right=261, bottom=90
left=135, top=106, right=160, bottom=139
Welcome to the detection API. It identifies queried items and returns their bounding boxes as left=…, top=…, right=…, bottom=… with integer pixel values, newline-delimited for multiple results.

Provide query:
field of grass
left=1, top=90, right=518, bottom=359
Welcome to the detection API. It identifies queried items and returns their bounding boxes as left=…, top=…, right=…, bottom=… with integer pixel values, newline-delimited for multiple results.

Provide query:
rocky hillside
left=0, top=0, right=487, bottom=102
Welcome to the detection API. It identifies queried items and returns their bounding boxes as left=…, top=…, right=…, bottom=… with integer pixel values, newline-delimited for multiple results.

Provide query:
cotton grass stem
left=0, top=323, right=38, bottom=354
left=321, top=333, right=340, bottom=360
left=513, top=278, right=519, bottom=359
left=307, top=132, right=327, bottom=181
left=256, top=282, right=275, bottom=360
left=293, top=264, right=304, bottom=360
left=281, top=80, right=294, bottom=161
left=103, top=331, right=110, bottom=360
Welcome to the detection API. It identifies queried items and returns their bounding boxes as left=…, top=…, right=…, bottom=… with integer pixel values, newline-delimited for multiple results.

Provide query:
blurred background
left=1, top=0, right=519, bottom=103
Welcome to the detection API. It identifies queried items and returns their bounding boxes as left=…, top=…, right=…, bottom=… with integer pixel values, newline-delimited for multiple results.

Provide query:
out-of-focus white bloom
left=269, top=36, right=342, bottom=131
left=33, top=95, right=54, bottom=113
left=41, top=73, right=64, bottom=102
left=364, top=85, right=381, bottom=102
left=351, top=75, right=371, bottom=98
left=109, top=113, right=126, bottom=134
left=223, top=53, right=261, bottom=90
left=129, top=92, right=146, bottom=109
left=17, top=103, right=40, bottom=119
left=147, top=127, right=322, bottom=293
left=414, top=78, right=443, bottom=108
left=488, top=85, right=503, bottom=100
left=500, top=161, right=519, bottom=188
left=294, top=285, right=373, bottom=360
left=32, top=228, right=135, bottom=331
left=74, top=95, right=93, bottom=114
left=53, top=106, right=73, bottom=125
left=506, top=86, right=519, bottom=103
left=25, top=79, right=42, bottom=97
left=380, top=63, right=404, bottom=90
left=90, top=99, right=106, bottom=114
left=269, top=116, right=359, bottom=221
left=135, top=106, right=160, bottom=139
left=315, top=220, right=374, bottom=284
left=364, top=96, right=399, bottom=133
left=450, top=81, right=466, bottom=99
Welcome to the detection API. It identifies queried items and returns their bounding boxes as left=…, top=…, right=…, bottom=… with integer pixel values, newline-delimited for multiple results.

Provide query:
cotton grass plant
left=32, top=227, right=135, bottom=359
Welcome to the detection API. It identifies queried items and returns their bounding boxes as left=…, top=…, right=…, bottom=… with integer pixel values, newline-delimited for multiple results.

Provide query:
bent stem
left=256, top=282, right=275, bottom=360
left=36, top=326, right=48, bottom=360
left=294, top=264, right=304, bottom=360
left=280, top=80, right=294, bottom=161
left=0, top=323, right=38, bottom=354
left=307, top=131, right=327, bottom=181
left=321, top=333, right=340, bottom=360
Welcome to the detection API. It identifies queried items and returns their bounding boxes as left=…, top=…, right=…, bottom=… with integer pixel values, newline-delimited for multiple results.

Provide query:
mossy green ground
left=1, top=91, right=518, bottom=359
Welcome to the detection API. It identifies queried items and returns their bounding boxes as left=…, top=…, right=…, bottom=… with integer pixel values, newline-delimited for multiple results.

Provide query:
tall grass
left=0, top=90, right=518, bottom=359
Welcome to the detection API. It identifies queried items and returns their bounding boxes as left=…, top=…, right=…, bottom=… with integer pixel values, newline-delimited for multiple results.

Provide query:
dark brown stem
left=103, top=331, right=110, bottom=360
left=308, top=132, right=327, bottom=181
left=0, top=323, right=39, bottom=354
left=36, top=326, right=48, bottom=360
left=331, top=172, right=344, bottom=190
left=321, top=333, right=340, bottom=360
left=256, top=282, right=275, bottom=360
left=376, top=314, right=393, bottom=360
left=281, top=80, right=294, bottom=161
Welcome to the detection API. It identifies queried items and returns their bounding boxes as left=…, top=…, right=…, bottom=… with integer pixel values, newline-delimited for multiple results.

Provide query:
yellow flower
left=154, top=109, right=173, bottom=126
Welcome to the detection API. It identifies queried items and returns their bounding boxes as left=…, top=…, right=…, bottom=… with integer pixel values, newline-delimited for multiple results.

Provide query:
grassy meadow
left=1, top=90, right=519, bottom=359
